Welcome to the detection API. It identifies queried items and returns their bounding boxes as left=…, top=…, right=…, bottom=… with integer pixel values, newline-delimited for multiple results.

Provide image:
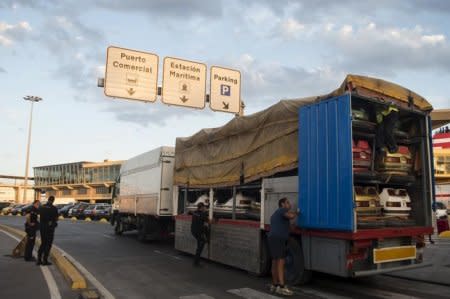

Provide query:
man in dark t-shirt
left=268, top=197, right=298, bottom=296
left=37, top=196, right=58, bottom=266
left=191, top=202, right=209, bottom=267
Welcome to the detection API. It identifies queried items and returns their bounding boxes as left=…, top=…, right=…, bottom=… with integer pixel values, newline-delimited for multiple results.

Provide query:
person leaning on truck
left=191, top=202, right=209, bottom=267
left=37, top=196, right=58, bottom=266
left=24, top=200, right=40, bottom=262
left=268, top=197, right=298, bottom=296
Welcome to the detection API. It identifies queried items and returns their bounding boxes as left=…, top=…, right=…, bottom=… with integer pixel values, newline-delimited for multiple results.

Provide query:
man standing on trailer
left=268, top=197, right=298, bottom=296
left=191, top=202, right=209, bottom=267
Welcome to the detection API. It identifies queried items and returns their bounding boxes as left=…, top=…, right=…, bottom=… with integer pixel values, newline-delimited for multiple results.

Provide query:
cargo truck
left=111, top=147, right=175, bottom=241
left=173, top=74, right=435, bottom=284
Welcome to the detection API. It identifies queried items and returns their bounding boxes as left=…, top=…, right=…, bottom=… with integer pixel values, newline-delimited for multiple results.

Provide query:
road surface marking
left=292, top=286, right=350, bottom=299
left=180, top=294, right=215, bottom=299
left=0, top=229, right=62, bottom=299
left=154, top=249, right=183, bottom=260
left=316, top=280, right=421, bottom=299
left=55, top=245, right=116, bottom=299
left=227, top=288, right=281, bottom=299
left=102, top=234, right=115, bottom=239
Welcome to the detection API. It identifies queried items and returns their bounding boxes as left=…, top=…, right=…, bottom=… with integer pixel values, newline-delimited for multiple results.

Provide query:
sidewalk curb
left=0, top=223, right=87, bottom=290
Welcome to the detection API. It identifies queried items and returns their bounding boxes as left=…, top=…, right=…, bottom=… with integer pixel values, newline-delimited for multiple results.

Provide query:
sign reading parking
left=162, top=57, right=207, bottom=109
left=210, top=66, right=241, bottom=114
left=104, top=46, right=158, bottom=102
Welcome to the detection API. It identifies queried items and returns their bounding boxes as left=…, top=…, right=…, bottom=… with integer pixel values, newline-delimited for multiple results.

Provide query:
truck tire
left=114, top=219, right=123, bottom=235
left=285, top=237, right=312, bottom=285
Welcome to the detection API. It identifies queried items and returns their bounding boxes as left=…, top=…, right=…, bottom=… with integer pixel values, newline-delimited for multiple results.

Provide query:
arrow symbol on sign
left=127, top=88, right=136, bottom=95
left=180, top=95, right=189, bottom=103
left=222, top=102, right=229, bottom=110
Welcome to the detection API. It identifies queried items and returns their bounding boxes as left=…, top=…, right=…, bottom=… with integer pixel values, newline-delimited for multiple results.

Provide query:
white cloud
left=321, top=22, right=450, bottom=74
left=0, top=21, right=32, bottom=46
left=279, top=18, right=305, bottom=39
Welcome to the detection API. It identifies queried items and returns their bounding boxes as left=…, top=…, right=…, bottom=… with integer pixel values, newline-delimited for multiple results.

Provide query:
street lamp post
left=22, top=95, right=42, bottom=203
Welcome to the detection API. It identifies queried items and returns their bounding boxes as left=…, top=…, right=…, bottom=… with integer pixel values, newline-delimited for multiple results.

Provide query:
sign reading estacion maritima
left=210, top=66, right=241, bottom=114
left=104, top=46, right=158, bottom=102
left=162, top=57, right=207, bottom=109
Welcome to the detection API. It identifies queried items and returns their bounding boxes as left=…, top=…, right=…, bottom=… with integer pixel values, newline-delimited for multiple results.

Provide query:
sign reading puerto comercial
left=104, top=46, right=158, bottom=102
left=162, top=57, right=207, bottom=109
left=210, top=66, right=241, bottom=114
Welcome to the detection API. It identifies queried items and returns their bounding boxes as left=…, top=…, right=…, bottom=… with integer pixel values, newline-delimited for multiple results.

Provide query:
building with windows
left=33, top=160, right=123, bottom=203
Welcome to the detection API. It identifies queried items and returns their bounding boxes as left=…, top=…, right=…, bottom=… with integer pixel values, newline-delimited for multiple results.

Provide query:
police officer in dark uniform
left=24, top=200, right=40, bottom=261
left=37, top=196, right=58, bottom=266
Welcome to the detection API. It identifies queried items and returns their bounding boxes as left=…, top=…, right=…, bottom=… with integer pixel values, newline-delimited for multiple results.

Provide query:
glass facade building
left=33, top=160, right=122, bottom=203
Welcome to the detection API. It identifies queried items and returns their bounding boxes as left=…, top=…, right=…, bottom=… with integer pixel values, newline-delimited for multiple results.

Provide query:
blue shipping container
left=298, top=94, right=354, bottom=231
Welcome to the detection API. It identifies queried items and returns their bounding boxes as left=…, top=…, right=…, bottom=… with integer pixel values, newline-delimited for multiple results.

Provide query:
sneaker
left=268, top=284, right=277, bottom=293
left=276, top=286, right=294, bottom=296
left=41, top=261, right=53, bottom=266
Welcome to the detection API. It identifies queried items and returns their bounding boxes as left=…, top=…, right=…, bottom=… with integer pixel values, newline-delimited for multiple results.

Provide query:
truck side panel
left=298, top=94, right=354, bottom=231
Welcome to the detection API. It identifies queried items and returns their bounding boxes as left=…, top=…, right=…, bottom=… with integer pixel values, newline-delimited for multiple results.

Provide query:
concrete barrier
left=99, top=218, right=108, bottom=223
left=0, top=223, right=87, bottom=290
left=58, top=215, right=65, bottom=220
left=71, top=217, right=77, bottom=221
left=85, top=217, right=92, bottom=222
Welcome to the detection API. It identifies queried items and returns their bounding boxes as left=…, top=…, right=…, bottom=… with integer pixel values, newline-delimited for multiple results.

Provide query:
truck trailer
left=111, top=146, right=175, bottom=241
left=173, top=74, right=435, bottom=284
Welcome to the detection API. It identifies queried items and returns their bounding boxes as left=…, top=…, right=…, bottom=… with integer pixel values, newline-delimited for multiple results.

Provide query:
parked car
left=379, top=188, right=411, bottom=217
left=185, top=194, right=210, bottom=213
left=377, top=146, right=413, bottom=175
left=352, top=139, right=372, bottom=172
left=354, top=186, right=382, bottom=216
left=69, top=202, right=90, bottom=219
left=214, top=193, right=253, bottom=216
left=352, top=107, right=376, bottom=130
left=59, top=203, right=76, bottom=218
left=1, top=203, right=15, bottom=215
left=11, top=204, right=26, bottom=215
left=434, top=202, right=448, bottom=219
left=84, top=204, right=112, bottom=220
left=0, top=202, right=11, bottom=211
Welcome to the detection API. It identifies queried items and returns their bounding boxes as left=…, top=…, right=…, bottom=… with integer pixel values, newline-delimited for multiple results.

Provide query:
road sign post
left=162, top=57, right=207, bottom=109
left=104, top=46, right=159, bottom=102
left=210, top=66, right=241, bottom=114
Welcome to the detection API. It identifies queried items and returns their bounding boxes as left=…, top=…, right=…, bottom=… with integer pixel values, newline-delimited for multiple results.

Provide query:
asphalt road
left=1, top=216, right=450, bottom=299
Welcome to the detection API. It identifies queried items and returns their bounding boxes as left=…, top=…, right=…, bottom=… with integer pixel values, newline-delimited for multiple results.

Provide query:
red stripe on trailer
left=436, top=194, right=450, bottom=197
left=175, top=215, right=261, bottom=228
left=292, top=226, right=433, bottom=240
left=176, top=214, right=192, bottom=221
left=217, top=219, right=260, bottom=228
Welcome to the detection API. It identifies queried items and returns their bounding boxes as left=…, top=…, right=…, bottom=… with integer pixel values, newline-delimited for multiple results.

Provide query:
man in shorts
left=268, top=197, right=298, bottom=296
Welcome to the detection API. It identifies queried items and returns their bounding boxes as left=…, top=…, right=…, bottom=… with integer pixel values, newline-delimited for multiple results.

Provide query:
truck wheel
left=114, top=220, right=123, bottom=235
left=285, top=237, right=312, bottom=285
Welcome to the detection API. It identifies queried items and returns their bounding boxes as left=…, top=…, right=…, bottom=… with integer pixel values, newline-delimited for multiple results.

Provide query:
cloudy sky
left=1, top=0, right=450, bottom=176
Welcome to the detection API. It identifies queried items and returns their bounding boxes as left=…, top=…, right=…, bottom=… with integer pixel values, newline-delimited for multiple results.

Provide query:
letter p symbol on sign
left=220, top=84, right=231, bottom=96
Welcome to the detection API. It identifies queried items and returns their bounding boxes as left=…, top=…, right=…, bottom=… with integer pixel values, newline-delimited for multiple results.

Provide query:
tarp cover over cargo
left=174, top=74, right=433, bottom=188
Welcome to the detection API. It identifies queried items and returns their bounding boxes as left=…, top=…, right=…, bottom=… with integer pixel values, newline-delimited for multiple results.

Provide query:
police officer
left=24, top=200, right=40, bottom=262
left=37, top=196, right=58, bottom=266
left=376, top=102, right=399, bottom=153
